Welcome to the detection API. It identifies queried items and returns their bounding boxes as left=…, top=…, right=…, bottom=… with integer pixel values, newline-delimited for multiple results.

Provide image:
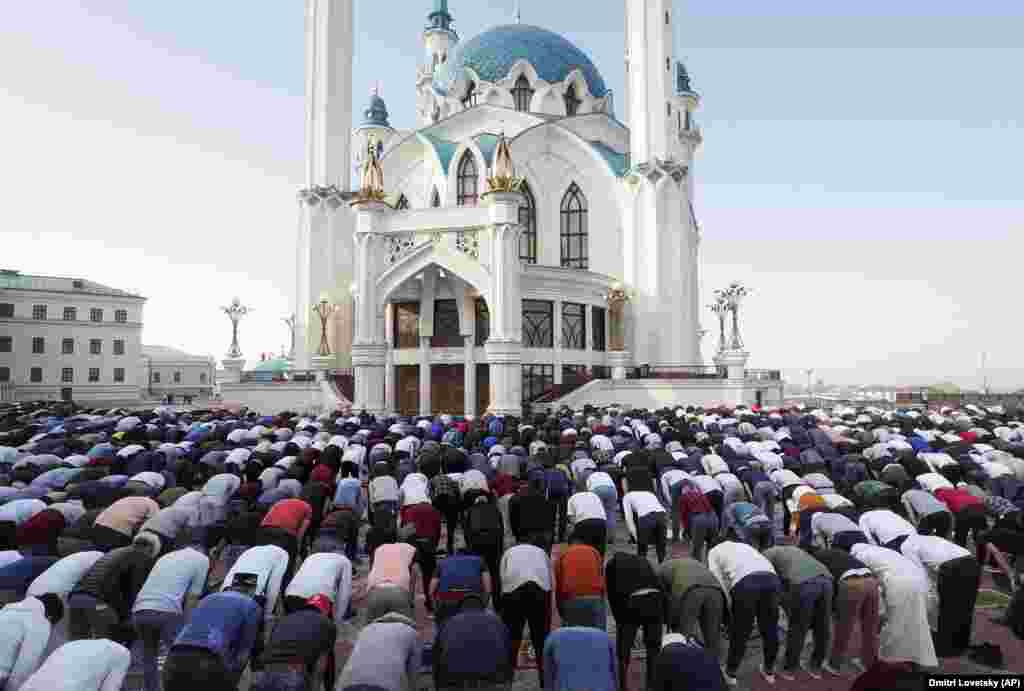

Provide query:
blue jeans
left=133, top=610, right=184, bottom=691
left=592, top=485, right=618, bottom=540
left=784, top=575, right=833, bottom=670
left=251, top=666, right=309, bottom=691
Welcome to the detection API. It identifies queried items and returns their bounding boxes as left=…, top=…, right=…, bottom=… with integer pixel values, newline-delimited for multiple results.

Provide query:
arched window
left=564, top=83, right=581, bottom=116
left=560, top=183, right=588, bottom=269
left=512, top=75, right=534, bottom=112
left=456, top=153, right=478, bottom=206
left=430, top=187, right=441, bottom=208
left=518, top=182, right=537, bottom=264
left=462, top=81, right=477, bottom=109
left=395, top=194, right=410, bottom=210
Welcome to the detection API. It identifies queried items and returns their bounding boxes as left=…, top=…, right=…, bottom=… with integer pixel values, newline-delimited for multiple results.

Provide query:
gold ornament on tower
left=357, top=135, right=387, bottom=202
left=485, top=132, right=524, bottom=193
left=604, top=282, right=632, bottom=352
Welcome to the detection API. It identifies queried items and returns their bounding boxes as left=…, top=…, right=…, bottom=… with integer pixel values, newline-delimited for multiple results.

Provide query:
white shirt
left=754, top=451, right=784, bottom=473
left=128, top=472, right=165, bottom=491
left=285, top=553, right=352, bottom=625
left=590, top=435, right=613, bottom=452
left=821, top=493, right=854, bottom=510
left=708, top=541, right=776, bottom=605
left=917, top=473, right=954, bottom=493
left=920, top=453, right=956, bottom=471
left=701, top=454, right=730, bottom=476
left=691, top=475, right=722, bottom=495
left=622, top=491, right=666, bottom=540
left=859, top=510, right=916, bottom=546
left=20, top=639, right=130, bottom=691
left=770, top=469, right=804, bottom=491
left=133, top=547, right=210, bottom=616
left=566, top=492, right=606, bottom=527
left=369, top=476, right=399, bottom=505
left=586, top=472, right=615, bottom=491
left=660, top=469, right=690, bottom=499
left=0, top=597, right=51, bottom=691
left=500, top=544, right=552, bottom=594
left=395, top=436, right=420, bottom=457
left=27, top=552, right=105, bottom=599
left=811, top=513, right=859, bottom=545
left=459, top=470, right=489, bottom=496
left=258, top=467, right=285, bottom=491
left=978, top=460, right=1011, bottom=479
left=220, top=545, right=289, bottom=623
left=0, top=500, right=46, bottom=526
left=900, top=535, right=971, bottom=576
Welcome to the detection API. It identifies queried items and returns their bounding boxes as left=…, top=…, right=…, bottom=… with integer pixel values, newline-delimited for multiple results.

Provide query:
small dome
left=434, top=23, right=608, bottom=98
left=359, top=93, right=391, bottom=129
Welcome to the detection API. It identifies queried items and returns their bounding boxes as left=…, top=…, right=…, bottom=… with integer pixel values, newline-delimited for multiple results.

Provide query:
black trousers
left=954, top=505, right=987, bottom=547
left=433, top=495, right=461, bottom=555
left=614, top=591, right=663, bottom=691
left=636, top=512, right=668, bottom=563
left=707, top=490, right=724, bottom=523
left=919, top=511, right=953, bottom=540
left=412, top=537, right=438, bottom=610
left=499, top=582, right=549, bottom=684
left=935, top=555, right=981, bottom=657
left=467, top=539, right=503, bottom=614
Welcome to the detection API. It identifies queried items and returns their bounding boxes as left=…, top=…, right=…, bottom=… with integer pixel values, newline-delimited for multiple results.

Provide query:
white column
left=305, top=0, right=353, bottom=189
left=553, top=300, right=563, bottom=385
left=351, top=344, right=386, bottom=414
left=464, top=336, right=475, bottom=417
left=485, top=340, right=522, bottom=416
left=484, top=191, right=525, bottom=416
left=419, top=337, right=431, bottom=416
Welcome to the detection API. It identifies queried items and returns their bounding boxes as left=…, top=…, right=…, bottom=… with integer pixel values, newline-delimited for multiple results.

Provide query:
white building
left=140, top=345, right=216, bottom=404
left=0, top=270, right=145, bottom=404
left=288, top=0, right=782, bottom=416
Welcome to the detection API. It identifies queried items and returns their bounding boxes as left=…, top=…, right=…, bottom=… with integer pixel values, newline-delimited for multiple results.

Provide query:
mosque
left=279, top=0, right=783, bottom=417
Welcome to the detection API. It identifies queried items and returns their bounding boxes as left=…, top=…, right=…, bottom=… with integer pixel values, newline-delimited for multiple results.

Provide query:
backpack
left=545, top=467, right=570, bottom=499
left=464, top=502, right=503, bottom=547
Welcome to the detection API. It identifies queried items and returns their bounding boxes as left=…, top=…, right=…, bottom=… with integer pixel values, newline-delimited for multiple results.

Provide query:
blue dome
left=434, top=24, right=608, bottom=98
left=359, top=94, right=390, bottom=128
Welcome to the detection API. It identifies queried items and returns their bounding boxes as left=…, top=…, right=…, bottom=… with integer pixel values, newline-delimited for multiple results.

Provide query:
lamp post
left=220, top=297, right=251, bottom=359
left=283, top=314, right=297, bottom=361
left=708, top=293, right=728, bottom=353
left=723, top=282, right=750, bottom=351
left=312, top=294, right=338, bottom=357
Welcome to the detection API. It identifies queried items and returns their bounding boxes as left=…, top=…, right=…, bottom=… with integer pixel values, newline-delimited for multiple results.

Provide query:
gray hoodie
left=337, top=612, right=420, bottom=691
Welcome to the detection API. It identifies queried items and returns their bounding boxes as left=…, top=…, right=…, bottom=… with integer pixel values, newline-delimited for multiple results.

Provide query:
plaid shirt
left=431, top=474, right=461, bottom=500
left=986, top=495, right=1017, bottom=519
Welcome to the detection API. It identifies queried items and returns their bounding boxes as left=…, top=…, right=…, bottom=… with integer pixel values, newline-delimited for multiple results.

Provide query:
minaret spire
left=515, top=0, right=522, bottom=23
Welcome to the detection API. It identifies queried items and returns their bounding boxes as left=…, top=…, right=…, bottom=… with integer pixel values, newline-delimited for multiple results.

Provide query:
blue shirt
left=543, top=627, right=617, bottom=691
left=333, top=479, right=363, bottom=514
left=0, top=557, right=60, bottom=593
left=172, top=591, right=262, bottom=672
left=436, top=555, right=485, bottom=595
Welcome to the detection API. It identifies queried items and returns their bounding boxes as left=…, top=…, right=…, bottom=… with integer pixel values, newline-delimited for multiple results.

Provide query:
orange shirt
left=261, top=498, right=313, bottom=537
left=94, top=496, right=159, bottom=537
left=554, top=544, right=605, bottom=604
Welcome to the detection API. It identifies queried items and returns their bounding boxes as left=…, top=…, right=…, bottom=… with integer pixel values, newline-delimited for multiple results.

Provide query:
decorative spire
left=427, top=0, right=453, bottom=32
left=515, top=0, right=522, bottom=24
left=676, top=61, right=694, bottom=94
left=360, top=85, right=391, bottom=129
left=485, top=132, right=524, bottom=194
left=356, top=134, right=386, bottom=202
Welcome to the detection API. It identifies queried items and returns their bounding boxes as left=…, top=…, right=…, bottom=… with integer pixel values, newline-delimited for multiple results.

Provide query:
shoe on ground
left=801, top=662, right=823, bottom=679
left=759, top=664, right=776, bottom=685
left=822, top=661, right=844, bottom=677
left=720, top=665, right=738, bottom=687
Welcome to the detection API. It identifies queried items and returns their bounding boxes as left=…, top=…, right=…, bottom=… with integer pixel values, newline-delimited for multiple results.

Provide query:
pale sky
left=3, top=1, right=1022, bottom=390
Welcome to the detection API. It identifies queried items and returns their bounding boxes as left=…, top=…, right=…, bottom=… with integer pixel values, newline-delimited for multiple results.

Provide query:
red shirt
left=554, top=545, right=605, bottom=604
left=401, top=503, right=442, bottom=543
left=677, top=488, right=713, bottom=529
left=16, top=509, right=65, bottom=545
left=310, top=464, right=336, bottom=493
left=934, top=487, right=983, bottom=513
left=261, top=498, right=313, bottom=537
left=492, top=473, right=520, bottom=498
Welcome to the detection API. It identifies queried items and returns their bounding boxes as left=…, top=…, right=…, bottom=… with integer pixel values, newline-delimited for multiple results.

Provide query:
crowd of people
left=0, top=399, right=1021, bottom=691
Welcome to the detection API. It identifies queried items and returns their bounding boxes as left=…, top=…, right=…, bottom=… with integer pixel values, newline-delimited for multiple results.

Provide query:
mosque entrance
left=431, top=365, right=464, bottom=415
left=395, top=365, right=419, bottom=416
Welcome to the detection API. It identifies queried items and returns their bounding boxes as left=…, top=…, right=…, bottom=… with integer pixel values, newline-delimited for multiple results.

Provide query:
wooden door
left=395, top=366, right=419, bottom=416
left=476, top=364, right=490, bottom=416
left=431, top=365, right=464, bottom=415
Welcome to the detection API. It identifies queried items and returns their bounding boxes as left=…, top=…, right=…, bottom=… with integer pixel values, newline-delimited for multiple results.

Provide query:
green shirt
left=762, top=546, right=830, bottom=586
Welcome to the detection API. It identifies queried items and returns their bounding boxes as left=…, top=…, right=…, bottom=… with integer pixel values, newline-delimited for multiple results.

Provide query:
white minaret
left=294, top=0, right=356, bottom=369
left=624, top=0, right=701, bottom=368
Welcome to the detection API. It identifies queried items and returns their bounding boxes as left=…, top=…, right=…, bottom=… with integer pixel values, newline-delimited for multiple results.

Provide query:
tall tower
left=423, top=0, right=458, bottom=71
left=624, top=0, right=702, bottom=367
left=294, top=0, right=356, bottom=369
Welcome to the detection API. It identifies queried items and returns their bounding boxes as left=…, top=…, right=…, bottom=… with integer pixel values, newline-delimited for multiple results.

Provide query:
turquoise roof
left=420, top=133, right=458, bottom=176
left=359, top=94, right=390, bottom=129
left=474, top=133, right=500, bottom=167
left=434, top=24, right=607, bottom=98
left=588, top=141, right=629, bottom=177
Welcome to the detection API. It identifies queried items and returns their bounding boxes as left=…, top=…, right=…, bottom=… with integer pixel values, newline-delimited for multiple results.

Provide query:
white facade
left=293, top=0, right=761, bottom=417
left=0, top=270, right=145, bottom=404
left=140, top=345, right=216, bottom=403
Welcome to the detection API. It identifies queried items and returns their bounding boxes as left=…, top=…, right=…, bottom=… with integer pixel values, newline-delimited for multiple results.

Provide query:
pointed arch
left=564, top=82, right=581, bottom=116
left=430, top=187, right=441, bottom=208
left=512, top=75, right=534, bottom=113
left=560, top=182, right=588, bottom=269
left=518, top=182, right=537, bottom=264
left=456, top=152, right=479, bottom=207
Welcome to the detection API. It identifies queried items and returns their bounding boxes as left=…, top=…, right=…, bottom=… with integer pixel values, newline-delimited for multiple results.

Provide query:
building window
left=666, top=57, right=671, bottom=72
left=512, top=75, right=534, bottom=112
left=0, top=337, right=10, bottom=353
left=474, top=298, right=490, bottom=347
left=32, top=305, right=47, bottom=320
left=522, top=364, right=554, bottom=402
left=462, top=81, right=478, bottom=108
left=62, top=338, right=74, bottom=355
left=0, top=367, right=8, bottom=383
left=564, top=83, right=581, bottom=116
left=666, top=10, right=670, bottom=24
left=114, top=368, right=125, bottom=383
left=0, top=304, right=13, bottom=318
left=392, top=302, right=420, bottom=349
left=30, top=367, right=42, bottom=383
left=32, top=337, right=45, bottom=354
left=431, top=299, right=462, bottom=348
left=173, top=371, right=182, bottom=384
left=115, top=309, right=127, bottom=323
left=431, top=187, right=441, bottom=208
left=88, top=368, right=100, bottom=383
left=518, top=182, right=537, bottom=264
left=457, top=153, right=478, bottom=206
left=395, top=194, right=410, bottom=210
left=64, top=307, right=77, bottom=321
left=199, top=373, right=207, bottom=384
left=114, top=339, right=125, bottom=355
left=152, top=372, right=161, bottom=384
left=685, top=109, right=691, bottom=131
left=560, top=182, right=589, bottom=269
left=667, top=102, right=672, bottom=116
left=562, top=302, right=586, bottom=350
left=61, top=368, right=73, bottom=384
left=522, top=300, right=554, bottom=348
left=90, top=308, right=103, bottom=322
left=592, top=306, right=607, bottom=352
left=90, top=339, right=102, bottom=355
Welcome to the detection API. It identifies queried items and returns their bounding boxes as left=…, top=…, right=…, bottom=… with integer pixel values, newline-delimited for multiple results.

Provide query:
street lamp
left=722, top=282, right=750, bottom=351
left=312, top=293, right=338, bottom=357
left=220, top=297, right=251, bottom=359
left=283, top=314, right=297, bottom=360
left=708, top=293, right=729, bottom=354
